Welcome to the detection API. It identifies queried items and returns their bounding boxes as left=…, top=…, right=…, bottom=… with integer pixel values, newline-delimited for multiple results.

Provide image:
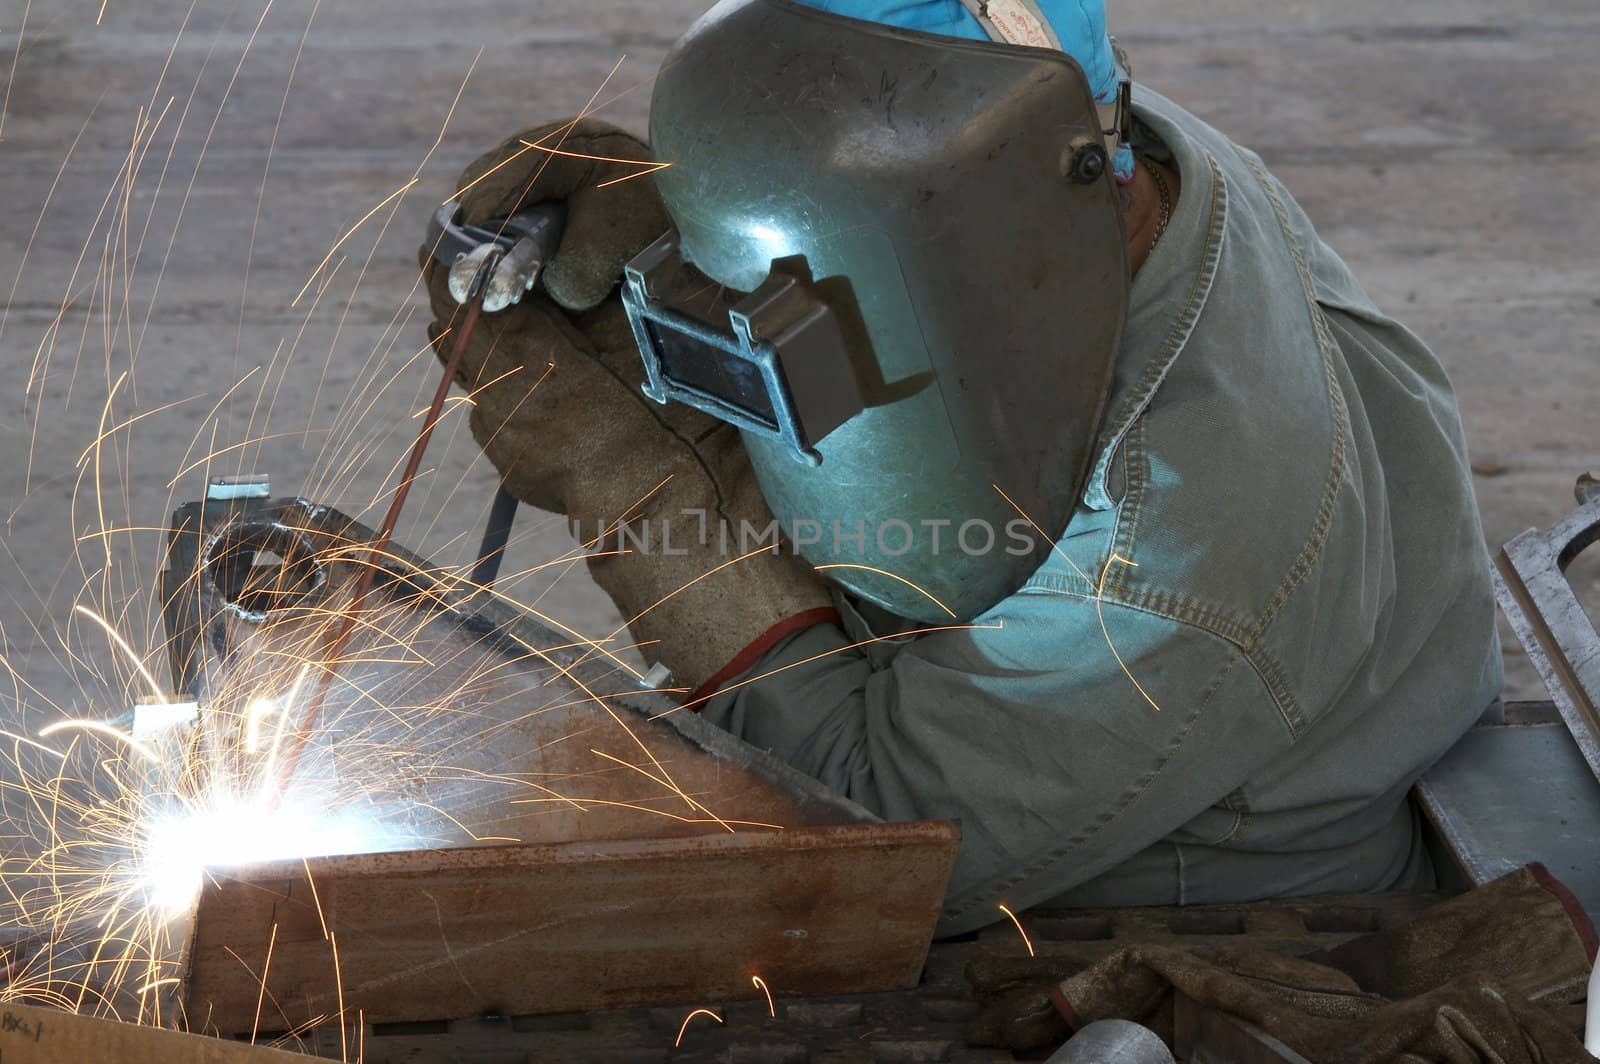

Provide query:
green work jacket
left=702, top=87, right=1502, bottom=936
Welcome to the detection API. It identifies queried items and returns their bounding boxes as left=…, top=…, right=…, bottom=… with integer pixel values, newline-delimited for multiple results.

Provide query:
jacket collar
left=1081, top=87, right=1230, bottom=511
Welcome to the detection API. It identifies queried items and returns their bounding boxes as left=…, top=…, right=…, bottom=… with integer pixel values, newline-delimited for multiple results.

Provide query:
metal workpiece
left=1491, top=474, right=1600, bottom=782
left=159, top=496, right=959, bottom=1035
left=243, top=889, right=1434, bottom=1061
left=1416, top=713, right=1600, bottom=916
left=1430, top=476, right=1600, bottom=915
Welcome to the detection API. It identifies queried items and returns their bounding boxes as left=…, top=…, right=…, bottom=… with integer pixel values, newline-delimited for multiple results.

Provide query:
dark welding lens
left=646, top=320, right=779, bottom=426
left=623, top=232, right=864, bottom=463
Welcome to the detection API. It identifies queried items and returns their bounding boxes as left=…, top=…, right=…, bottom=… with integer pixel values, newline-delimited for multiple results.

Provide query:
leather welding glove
left=420, top=119, right=836, bottom=698
left=450, top=116, right=671, bottom=313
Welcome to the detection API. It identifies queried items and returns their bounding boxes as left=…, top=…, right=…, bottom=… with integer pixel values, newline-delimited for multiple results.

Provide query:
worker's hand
left=452, top=117, right=669, bottom=313
left=417, top=246, right=697, bottom=512
left=416, top=249, right=834, bottom=695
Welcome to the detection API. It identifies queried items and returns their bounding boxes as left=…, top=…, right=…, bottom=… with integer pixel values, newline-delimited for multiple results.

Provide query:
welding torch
left=271, top=202, right=565, bottom=793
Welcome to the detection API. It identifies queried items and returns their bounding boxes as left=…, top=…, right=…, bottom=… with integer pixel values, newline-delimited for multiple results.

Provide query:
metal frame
left=1492, top=476, right=1600, bottom=780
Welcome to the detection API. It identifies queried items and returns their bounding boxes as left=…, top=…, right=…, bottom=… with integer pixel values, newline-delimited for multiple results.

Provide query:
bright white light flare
left=140, top=799, right=391, bottom=914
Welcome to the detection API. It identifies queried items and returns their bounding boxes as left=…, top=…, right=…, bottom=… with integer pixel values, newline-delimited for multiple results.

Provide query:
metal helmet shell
left=633, top=0, right=1129, bottom=621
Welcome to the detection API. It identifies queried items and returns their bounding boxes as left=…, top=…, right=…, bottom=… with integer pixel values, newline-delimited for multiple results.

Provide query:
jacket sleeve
left=699, top=586, right=1293, bottom=933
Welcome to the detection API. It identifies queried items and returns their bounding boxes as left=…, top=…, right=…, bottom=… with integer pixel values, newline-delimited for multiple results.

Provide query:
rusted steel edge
left=201, top=818, right=962, bottom=886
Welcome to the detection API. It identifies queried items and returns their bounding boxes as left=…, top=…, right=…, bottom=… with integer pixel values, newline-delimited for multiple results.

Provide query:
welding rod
left=272, top=261, right=497, bottom=792
left=271, top=202, right=564, bottom=794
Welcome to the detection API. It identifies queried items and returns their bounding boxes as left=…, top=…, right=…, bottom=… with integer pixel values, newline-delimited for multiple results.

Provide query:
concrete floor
left=0, top=0, right=1596, bottom=724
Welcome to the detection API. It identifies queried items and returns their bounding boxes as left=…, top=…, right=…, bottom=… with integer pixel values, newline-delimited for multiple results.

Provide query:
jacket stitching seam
left=1024, top=146, right=1332, bottom=740
left=1117, top=152, right=1226, bottom=431
left=1223, top=788, right=1252, bottom=845
left=1242, top=647, right=1305, bottom=736
left=1233, top=147, right=1351, bottom=651
left=1032, top=582, right=1305, bottom=738
left=1048, top=583, right=1254, bottom=645
left=1210, top=806, right=1246, bottom=846
left=1087, top=151, right=1228, bottom=503
left=1111, top=417, right=1147, bottom=595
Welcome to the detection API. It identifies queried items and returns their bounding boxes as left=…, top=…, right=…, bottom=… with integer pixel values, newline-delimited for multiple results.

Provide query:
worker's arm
left=421, top=118, right=834, bottom=689
left=700, top=586, right=1291, bottom=933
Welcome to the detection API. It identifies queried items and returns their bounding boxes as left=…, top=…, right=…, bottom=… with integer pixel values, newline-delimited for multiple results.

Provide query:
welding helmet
left=622, top=0, right=1131, bottom=622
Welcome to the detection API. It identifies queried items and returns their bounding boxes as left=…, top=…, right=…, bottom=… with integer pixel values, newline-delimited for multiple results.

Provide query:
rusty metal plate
left=184, top=822, right=958, bottom=1036
left=213, top=889, right=1438, bottom=1060
left=159, top=497, right=959, bottom=1035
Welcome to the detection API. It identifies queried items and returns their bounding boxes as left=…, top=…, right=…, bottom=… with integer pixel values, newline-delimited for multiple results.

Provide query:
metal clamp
left=426, top=201, right=565, bottom=313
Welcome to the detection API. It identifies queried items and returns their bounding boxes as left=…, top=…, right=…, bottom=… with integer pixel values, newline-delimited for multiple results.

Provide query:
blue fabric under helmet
left=795, top=0, right=1134, bottom=179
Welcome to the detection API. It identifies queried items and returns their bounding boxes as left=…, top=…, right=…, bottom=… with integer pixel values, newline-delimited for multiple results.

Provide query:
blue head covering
left=795, top=0, right=1134, bottom=180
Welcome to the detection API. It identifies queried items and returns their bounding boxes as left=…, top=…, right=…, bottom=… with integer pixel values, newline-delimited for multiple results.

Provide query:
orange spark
left=330, top=930, right=347, bottom=1063
left=302, top=858, right=330, bottom=941
left=596, top=161, right=673, bottom=189
left=251, top=922, right=279, bottom=1044
left=70, top=604, right=169, bottom=706
left=674, top=1007, right=723, bottom=1047
left=1095, top=552, right=1159, bottom=711
left=993, top=483, right=1161, bottom=711
left=998, top=904, right=1035, bottom=957
left=508, top=796, right=782, bottom=832
left=813, top=564, right=957, bottom=619
left=450, top=53, right=629, bottom=206
left=36, top=720, right=159, bottom=764
left=292, top=178, right=421, bottom=306
left=585, top=748, right=736, bottom=833
left=516, top=136, right=674, bottom=189
left=1, top=0, right=28, bottom=141
left=670, top=621, right=1005, bottom=717
left=516, top=138, right=662, bottom=169
left=752, top=975, right=775, bottom=1017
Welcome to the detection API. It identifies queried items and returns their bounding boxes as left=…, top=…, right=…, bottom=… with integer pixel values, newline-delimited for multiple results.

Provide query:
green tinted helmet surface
left=641, top=0, right=1128, bottom=622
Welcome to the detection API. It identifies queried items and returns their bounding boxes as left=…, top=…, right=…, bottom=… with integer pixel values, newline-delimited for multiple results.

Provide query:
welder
left=417, top=0, right=1501, bottom=934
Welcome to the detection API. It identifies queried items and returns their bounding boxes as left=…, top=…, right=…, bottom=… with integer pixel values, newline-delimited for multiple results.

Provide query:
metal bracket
left=1492, top=474, right=1600, bottom=780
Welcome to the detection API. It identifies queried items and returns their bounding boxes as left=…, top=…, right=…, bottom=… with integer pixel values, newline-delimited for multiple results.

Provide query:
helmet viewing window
left=623, top=232, right=865, bottom=465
